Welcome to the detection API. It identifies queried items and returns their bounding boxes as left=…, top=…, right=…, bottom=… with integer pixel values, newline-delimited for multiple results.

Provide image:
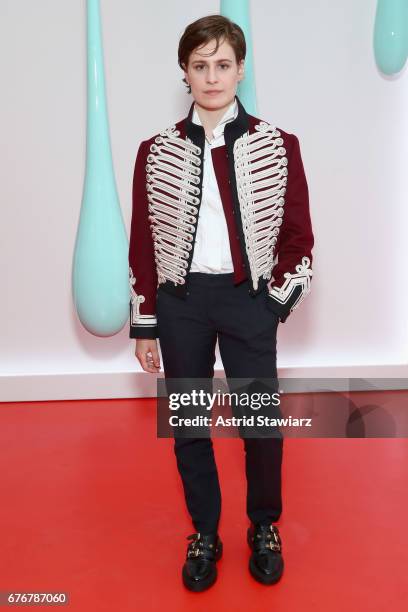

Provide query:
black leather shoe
left=247, top=522, right=284, bottom=585
left=182, top=532, right=223, bottom=592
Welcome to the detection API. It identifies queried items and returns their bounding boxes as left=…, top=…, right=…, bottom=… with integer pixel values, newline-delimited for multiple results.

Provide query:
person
left=128, top=14, right=314, bottom=592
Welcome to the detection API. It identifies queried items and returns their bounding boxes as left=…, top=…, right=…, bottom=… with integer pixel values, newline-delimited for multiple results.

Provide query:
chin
left=197, top=92, right=230, bottom=107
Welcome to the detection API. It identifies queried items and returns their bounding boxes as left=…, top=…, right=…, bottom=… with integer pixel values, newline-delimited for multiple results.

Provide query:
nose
left=206, top=66, right=218, bottom=83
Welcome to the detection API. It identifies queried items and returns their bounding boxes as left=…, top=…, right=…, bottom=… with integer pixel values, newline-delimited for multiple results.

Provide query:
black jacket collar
left=184, top=94, right=249, bottom=146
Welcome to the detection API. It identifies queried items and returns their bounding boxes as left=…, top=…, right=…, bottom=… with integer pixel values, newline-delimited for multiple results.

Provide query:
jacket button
left=235, top=235, right=239, bottom=239
left=232, top=210, right=235, bottom=215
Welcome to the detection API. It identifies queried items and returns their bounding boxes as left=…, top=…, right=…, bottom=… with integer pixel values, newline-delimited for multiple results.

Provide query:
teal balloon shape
left=73, top=0, right=129, bottom=336
left=374, top=0, right=408, bottom=74
left=220, top=0, right=257, bottom=115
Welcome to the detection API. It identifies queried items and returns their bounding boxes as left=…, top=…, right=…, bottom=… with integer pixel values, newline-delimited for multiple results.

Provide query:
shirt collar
left=191, top=97, right=238, bottom=142
left=184, top=94, right=249, bottom=150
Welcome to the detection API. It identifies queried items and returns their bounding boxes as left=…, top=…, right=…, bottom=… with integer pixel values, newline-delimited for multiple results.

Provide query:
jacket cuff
left=129, top=324, right=159, bottom=339
left=266, top=256, right=313, bottom=323
left=129, top=302, right=158, bottom=339
left=265, top=285, right=303, bottom=323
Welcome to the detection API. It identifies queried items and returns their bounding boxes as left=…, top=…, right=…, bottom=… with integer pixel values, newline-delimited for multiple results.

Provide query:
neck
left=193, top=95, right=236, bottom=134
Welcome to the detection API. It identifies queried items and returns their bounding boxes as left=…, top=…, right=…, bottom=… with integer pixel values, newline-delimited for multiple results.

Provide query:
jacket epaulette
left=128, top=95, right=314, bottom=339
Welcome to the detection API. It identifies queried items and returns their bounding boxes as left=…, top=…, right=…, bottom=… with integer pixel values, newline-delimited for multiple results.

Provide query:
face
left=183, top=38, right=244, bottom=109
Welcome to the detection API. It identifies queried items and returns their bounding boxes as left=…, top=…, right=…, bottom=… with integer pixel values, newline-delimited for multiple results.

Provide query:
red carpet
left=0, top=397, right=407, bottom=611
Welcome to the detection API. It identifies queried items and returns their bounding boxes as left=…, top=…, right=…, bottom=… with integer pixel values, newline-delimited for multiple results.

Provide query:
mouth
left=204, top=90, right=222, bottom=95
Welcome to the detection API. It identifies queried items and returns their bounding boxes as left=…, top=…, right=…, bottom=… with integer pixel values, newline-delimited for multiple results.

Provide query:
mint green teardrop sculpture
left=220, top=0, right=257, bottom=115
left=73, top=0, right=129, bottom=336
left=374, top=0, right=408, bottom=74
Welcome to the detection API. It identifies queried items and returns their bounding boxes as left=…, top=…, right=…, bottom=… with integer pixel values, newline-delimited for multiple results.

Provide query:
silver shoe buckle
left=267, top=526, right=281, bottom=551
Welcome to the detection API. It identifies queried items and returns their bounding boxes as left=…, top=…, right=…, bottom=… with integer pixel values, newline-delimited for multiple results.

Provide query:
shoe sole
left=247, top=529, right=284, bottom=585
left=182, top=542, right=223, bottom=592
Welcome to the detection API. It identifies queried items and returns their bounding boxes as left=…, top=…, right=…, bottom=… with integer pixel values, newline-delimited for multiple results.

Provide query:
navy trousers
left=156, top=272, right=283, bottom=535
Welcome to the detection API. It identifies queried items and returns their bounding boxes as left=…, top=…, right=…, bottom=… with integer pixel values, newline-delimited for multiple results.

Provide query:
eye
left=193, top=64, right=230, bottom=70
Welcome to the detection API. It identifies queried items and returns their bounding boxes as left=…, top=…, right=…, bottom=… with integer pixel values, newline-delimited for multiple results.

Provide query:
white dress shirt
left=189, top=97, right=238, bottom=274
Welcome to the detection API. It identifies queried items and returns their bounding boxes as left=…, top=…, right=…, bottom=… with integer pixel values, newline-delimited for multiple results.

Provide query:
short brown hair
left=178, top=14, right=246, bottom=94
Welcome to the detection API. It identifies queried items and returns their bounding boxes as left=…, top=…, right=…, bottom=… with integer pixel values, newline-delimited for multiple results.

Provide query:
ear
left=182, top=62, right=189, bottom=84
left=238, top=59, right=245, bottom=80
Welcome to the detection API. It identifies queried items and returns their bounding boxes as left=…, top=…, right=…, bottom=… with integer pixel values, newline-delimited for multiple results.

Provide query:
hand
left=135, top=339, right=161, bottom=373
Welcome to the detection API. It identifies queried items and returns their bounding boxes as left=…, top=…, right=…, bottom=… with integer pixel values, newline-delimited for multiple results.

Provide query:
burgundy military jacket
left=129, top=95, right=314, bottom=339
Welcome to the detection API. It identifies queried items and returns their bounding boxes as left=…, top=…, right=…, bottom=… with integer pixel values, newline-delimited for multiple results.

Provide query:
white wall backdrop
left=1, top=0, right=407, bottom=401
